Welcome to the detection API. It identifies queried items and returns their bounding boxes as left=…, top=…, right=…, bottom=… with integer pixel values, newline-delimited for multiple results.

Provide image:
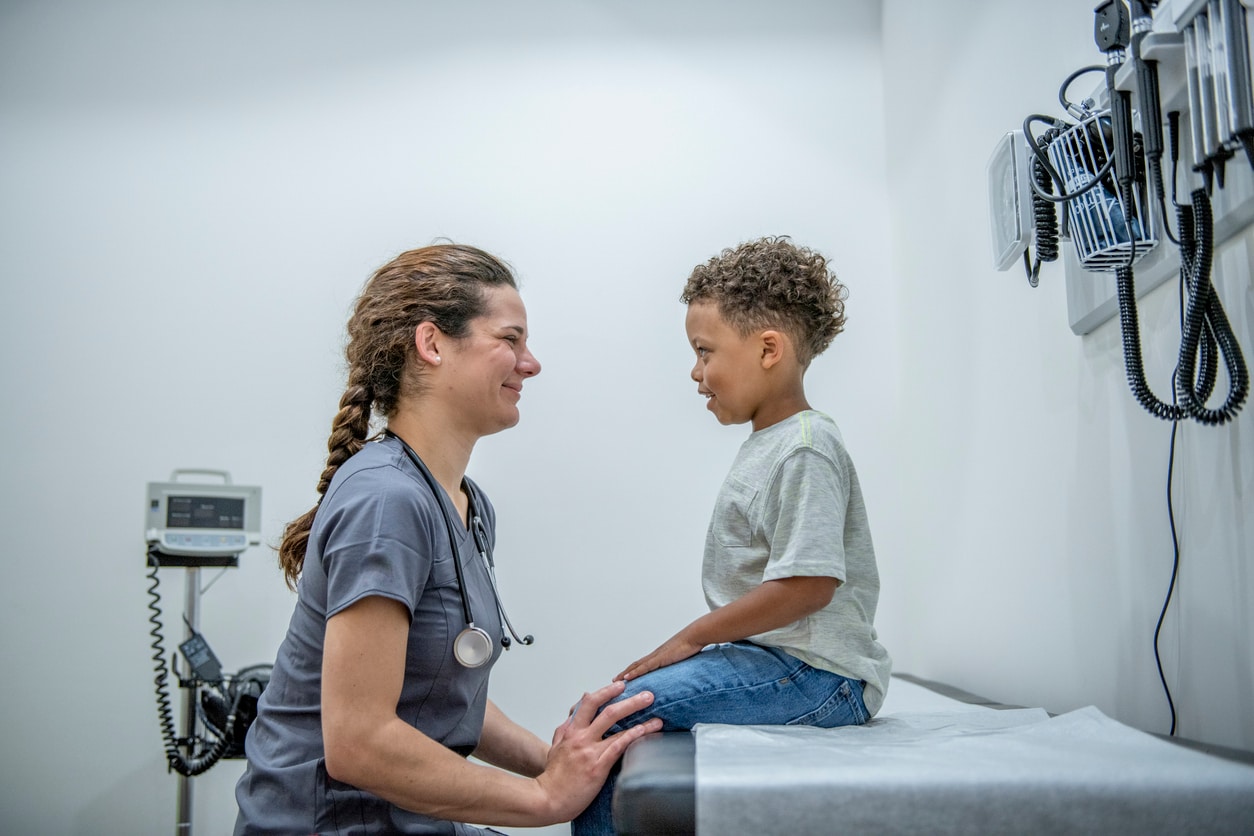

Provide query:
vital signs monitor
left=146, top=471, right=261, bottom=566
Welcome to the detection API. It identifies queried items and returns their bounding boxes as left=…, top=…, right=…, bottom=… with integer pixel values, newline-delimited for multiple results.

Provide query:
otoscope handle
left=1130, top=1, right=1165, bottom=160
left=1108, top=65, right=1139, bottom=189
left=1096, top=1, right=1138, bottom=190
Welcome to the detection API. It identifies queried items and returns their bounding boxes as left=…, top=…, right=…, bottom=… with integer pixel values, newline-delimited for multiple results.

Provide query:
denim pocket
left=787, top=675, right=869, bottom=728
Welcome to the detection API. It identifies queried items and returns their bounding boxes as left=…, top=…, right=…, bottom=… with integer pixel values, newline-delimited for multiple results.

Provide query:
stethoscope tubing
left=384, top=431, right=532, bottom=666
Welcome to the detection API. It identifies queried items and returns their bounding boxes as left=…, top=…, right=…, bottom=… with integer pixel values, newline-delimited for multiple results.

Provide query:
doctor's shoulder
left=318, top=451, right=443, bottom=540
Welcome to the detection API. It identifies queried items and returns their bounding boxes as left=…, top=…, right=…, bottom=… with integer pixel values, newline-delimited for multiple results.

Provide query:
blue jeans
left=571, top=641, right=869, bottom=836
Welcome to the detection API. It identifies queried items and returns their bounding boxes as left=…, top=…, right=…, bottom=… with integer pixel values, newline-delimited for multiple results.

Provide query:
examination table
left=611, top=674, right=1254, bottom=835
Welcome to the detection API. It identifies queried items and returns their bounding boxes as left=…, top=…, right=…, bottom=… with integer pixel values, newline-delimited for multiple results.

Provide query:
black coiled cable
left=1174, top=194, right=1249, bottom=423
left=147, top=551, right=231, bottom=776
left=1115, top=189, right=1249, bottom=423
left=1026, top=147, right=1061, bottom=287
left=1174, top=202, right=1219, bottom=405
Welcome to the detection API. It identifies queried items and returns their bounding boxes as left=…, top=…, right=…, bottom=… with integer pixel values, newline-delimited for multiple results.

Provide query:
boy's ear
left=759, top=330, right=786, bottom=369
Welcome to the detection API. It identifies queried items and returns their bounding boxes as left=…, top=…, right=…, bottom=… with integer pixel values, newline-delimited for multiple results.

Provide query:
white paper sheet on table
left=695, top=680, right=1254, bottom=835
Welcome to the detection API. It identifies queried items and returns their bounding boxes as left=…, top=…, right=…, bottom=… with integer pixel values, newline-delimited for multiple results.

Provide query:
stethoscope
left=386, top=431, right=534, bottom=668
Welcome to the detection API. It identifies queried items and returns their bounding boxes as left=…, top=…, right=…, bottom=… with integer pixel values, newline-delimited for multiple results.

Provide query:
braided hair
left=278, top=243, right=517, bottom=589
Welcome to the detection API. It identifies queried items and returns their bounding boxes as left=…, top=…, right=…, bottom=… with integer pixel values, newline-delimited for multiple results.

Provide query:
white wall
left=879, top=0, right=1253, bottom=750
left=0, top=2, right=891, bottom=833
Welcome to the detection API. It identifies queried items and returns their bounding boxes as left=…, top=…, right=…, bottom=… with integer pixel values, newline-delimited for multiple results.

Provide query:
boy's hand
left=616, top=634, right=704, bottom=681
left=615, top=576, right=838, bottom=682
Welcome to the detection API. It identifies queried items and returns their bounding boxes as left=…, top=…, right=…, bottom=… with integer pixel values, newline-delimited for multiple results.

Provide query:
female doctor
left=234, top=243, right=660, bottom=835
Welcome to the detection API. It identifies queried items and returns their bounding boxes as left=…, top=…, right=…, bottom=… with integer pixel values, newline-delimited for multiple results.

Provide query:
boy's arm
left=615, top=575, right=838, bottom=681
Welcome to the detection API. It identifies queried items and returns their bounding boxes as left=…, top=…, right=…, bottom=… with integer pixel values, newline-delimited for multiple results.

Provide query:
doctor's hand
left=616, top=633, right=704, bottom=682
left=534, top=680, right=662, bottom=822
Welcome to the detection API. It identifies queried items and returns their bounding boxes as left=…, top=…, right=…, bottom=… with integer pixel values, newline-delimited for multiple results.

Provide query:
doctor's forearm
left=473, top=700, right=549, bottom=777
left=326, top=713, right=555, bottom=826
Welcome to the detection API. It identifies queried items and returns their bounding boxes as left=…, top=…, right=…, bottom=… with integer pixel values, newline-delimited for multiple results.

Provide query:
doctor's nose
left=519, top=348, right=541, bottom=377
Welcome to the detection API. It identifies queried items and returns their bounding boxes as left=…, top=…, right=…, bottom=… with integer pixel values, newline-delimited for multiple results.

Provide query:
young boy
left=572, top=235, right=891, bottom=835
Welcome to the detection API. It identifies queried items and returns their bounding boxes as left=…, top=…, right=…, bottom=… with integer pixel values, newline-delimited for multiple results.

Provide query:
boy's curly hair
left=681, top=236, right=847, bottom=366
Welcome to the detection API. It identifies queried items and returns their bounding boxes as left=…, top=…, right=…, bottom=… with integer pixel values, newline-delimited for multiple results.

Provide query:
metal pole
left=176, top=567, right=200, bottom=836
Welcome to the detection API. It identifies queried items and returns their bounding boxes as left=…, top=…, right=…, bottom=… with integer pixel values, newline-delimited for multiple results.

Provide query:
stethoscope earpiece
left=501, top=634, right=535, bottom=650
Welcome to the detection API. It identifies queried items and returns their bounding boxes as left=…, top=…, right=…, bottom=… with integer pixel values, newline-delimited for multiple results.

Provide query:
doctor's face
left=443, top=285, right=541, bottom=436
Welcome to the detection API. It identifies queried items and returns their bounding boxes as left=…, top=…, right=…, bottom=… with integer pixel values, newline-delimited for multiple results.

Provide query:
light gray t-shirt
left=702, top=410, right=892, bottom=715
left=235, top=436, right=504, bottom=835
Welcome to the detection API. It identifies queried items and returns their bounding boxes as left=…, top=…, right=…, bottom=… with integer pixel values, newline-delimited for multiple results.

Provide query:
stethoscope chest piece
left=453, top=625, right=494, bottom=668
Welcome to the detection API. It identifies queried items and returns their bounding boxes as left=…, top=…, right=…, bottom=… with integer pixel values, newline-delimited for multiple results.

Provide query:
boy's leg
left=569, top=762, right=618, bottom=836
left=606, top=640, right=868, bottom=732
left=572, top=641, right=868, bottom=836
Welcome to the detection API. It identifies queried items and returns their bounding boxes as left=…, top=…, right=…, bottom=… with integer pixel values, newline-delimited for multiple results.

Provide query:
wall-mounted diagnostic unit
left=986, top=0, right=1249, bottom=425
left=146, top=470, right=261, bottom=567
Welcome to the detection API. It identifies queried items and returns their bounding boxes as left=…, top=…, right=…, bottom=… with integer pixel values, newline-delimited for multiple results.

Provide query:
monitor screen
left=166, top=495, right=246, bottom=530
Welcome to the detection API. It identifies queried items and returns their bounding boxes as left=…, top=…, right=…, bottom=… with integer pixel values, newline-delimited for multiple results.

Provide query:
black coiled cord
left=147, top=552, right=231, bottom=777
left=1115, top=189, right=1249, bottom=423
left=1174, top=194, right=1249, bottom=423
left=1025, top=148, right=1061, bottom=287
left=1174, top=202, right=1219, bottom=405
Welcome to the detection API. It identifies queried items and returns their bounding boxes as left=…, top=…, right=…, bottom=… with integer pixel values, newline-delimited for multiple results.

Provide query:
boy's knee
left=604, top=673, right=679, bottom=734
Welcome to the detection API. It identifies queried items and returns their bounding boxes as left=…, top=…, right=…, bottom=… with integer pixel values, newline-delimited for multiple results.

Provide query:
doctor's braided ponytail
left=278, top=243, right=517, bottom=589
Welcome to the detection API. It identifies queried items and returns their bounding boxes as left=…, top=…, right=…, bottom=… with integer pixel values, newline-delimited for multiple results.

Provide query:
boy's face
left=684, top=300, right=770, bottom=427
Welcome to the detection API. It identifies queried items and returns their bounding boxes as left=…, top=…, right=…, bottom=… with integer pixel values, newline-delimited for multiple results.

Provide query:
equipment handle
left=168, top=469, right=233, bottom=485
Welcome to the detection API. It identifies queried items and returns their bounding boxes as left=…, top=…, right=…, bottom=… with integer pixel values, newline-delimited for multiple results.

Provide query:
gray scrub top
left=235, top=436, right=505, bottom=835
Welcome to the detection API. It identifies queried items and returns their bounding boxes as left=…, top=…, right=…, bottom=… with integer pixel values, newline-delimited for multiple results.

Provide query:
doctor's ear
left=414, top=322, right=443, bottom=366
